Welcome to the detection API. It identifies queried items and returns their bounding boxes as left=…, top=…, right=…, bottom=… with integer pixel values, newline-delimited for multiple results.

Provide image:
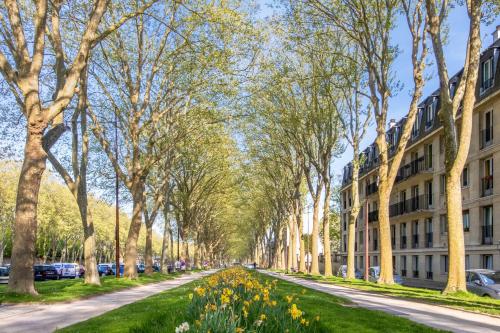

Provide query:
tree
left=424, top=0, right=482, bottom=293
left=0, top=0, right=153, bottom=294
left=309, top=0, right=428, bottom=283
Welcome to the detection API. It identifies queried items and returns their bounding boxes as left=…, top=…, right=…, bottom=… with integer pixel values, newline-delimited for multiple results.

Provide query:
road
left=0, top=270, right=215, bottom=333
left=262, top=270, right=500, bottom=333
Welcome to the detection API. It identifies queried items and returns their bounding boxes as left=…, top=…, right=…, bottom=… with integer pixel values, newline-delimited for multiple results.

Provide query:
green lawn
left=58, top=270, right=446, bottom=333
left=0, top=272, right=182, bottom=304
left=280, top=271, right=500, bottom=316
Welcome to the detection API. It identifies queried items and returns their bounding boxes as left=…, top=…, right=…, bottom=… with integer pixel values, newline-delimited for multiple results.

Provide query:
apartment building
left=339, top=28, right=500, bottom=283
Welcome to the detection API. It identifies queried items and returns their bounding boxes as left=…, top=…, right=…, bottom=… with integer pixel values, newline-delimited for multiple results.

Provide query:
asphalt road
left=0, top=270, right=215, bottom=333
left=262, top=270, right=500, bottom=333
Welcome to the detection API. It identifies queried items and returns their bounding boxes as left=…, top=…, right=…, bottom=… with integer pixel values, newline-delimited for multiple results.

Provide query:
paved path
left=262, top=270, right=500, bottom=333
left=0, top=270, right=215, bottom=333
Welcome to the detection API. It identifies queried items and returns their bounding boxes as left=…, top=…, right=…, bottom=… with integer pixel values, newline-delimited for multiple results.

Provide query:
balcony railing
left=482, top=225, right=493, bottom=245
left=413, top=270, right=419, bottom=278
left=426, top=271, right=433, bottom=280
left=482, top=175, right=494, bottom=197
left=389, top=194, right=432, bottom=217
left=412, top=234, right=419, bottom=248
left=368, top=210, right=378, bottom=223
left=480, top=127, right=493, bottom=149
left=395, top=156, right=430, bottom=183
left=400, top=235, right=407, bottom=249
left=366, top=182, right=378, bottom=196
left=425, top=232, right=433, bottom=248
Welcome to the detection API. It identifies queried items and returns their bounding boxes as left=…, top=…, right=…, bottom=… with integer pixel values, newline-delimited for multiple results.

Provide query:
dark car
left=34, top=265, right=59, bottom=281
left=0, top=266, right=9, bottom=284
left=97, top=264, right=113, bottom=276
left=137, top=264, right=145, bottom=273
left=466, top=269, right=500, bottom=299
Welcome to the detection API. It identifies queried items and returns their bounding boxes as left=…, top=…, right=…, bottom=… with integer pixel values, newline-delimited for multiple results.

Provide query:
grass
left=0, top=272, right=183, bottom=304
left=58, top=270, right=446, bottom=333
left=277, top=270, right=500, bottom=316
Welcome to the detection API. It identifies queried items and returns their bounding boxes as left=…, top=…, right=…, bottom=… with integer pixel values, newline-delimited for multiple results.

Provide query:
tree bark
left=9, top=111, right=47, bottom=295
left=322, top=184, right=332, bottom=277
left=347, top=159, right=361, bottom=279
left=377, top=181, right=393, bottom=284
left=160, top=212, right=170, bottom=273
left=295, top=197, right=306, bottom=273
left=144, top=220, right=153, bottom=275
left=124, top=180, right=144, bottom=278
left=310, top=193, right=321, bottom=275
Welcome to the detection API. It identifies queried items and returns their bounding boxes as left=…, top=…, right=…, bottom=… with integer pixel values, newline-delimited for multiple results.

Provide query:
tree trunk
left=160, top=213, right=170, bottom=273
left=291, top=215, right=298, bottom=270
left=444, top=173, right=466, bottom=292
left=0, top=241, right=4, bottom=266
left=124, top=180, right=144, bottom=278
left=323, top=184, right=332, bottom=277
left=310, top=193, right=321, bottom=275
left=347, top=159, right=361, bottom=279
left=377, top=182, right=394, bottom=284
left=9, top=116, right=48, bottom=295
left=145, top=220, right=153, bottom=275
left=287, top=216, right=293, bottom=271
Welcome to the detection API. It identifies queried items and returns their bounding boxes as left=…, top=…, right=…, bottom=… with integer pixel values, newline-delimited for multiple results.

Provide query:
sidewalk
left=262, top=270, right=500, bottom=333
left=0, top=270, right=215, bottom=333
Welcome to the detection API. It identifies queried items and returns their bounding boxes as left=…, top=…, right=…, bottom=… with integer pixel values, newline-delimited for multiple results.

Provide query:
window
left=412, top=109, right=422, bottom=137
left=481, top=57, right=494, bottom=92
left=391, top=225, right=396, bottom=248
left=425, top=218, right=433, bottom=248
left=373, top=228, right=378, bottom=251
left=400, top=223, right=407, bottom=249
left=440, top=214, right=448, bottom=235
left=449, top=81, right=457, bottom=98
left=440, top=174, right=446, bottom=195
left=482, top=158, right=494, bottom=196
left=426, top=255, right=433, bottom=280
left=413, top=255, right=419, bottom=278
left=373, top=255, right=378, bottom=266
left=463, top=210, right=470, bottom=232
left=343, top=213, right=347, bottom=231
left=483, top=206, right=493, bottom=245
left=412, top=220, right=419, bottom=249
left=425, top=144, right=433, bottom=169
left=359, top=256, right=364, bottom=269
left=426, top=180, right=433, bottom=207
left=465, top=255, right=470, bottom=270
left=401, top=255, right=407, bottom=277
left=440, top=255, right=449, bottom=274
left=482, top=254, right=493, bottom=270
left=426, top=103, right=434, bottom=129
left=359, top=231, right=364, bottom=250
left=462, top=166, right=469, bottom=187
left=343, top=193, right=347, bottom=209
left=481, top=111, right=493, bottom=148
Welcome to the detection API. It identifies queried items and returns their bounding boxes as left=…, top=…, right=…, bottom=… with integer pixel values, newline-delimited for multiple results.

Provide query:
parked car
left=137, top=264, right=145, bottom=273
left=153, top=264, right=161, bottom=272
left=60, top=263, right=79, bottom=279
left=368, top=266, right=404, bottom=284
left=52, top=263, right=63, bottom=277
left=34, top=265, right=59, bottom=281
left=0, top=266, right=9, bottom=284
left=98, top=263, right=113, bottom=276
left=111, top=263, right=124, bottom=276
left=466, top=269, right=500, bottom=299
left=337, top=265, right=363, bottom=279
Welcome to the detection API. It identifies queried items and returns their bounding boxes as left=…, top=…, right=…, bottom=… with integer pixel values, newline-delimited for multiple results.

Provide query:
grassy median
left=281, top=271, right=500, bottom=316
left=58, top=270, right=445, bottom=333
left=0, top=272, right=182, bottom=304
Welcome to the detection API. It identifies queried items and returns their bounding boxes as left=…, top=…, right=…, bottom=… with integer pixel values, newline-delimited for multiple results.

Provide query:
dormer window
left=481, top=57, right=494, bottom=93
left=425, top=104, right=434, bottom=129
left=449, top=81, right=456, bottom=98
left=412, top=109, right=422, bottom=138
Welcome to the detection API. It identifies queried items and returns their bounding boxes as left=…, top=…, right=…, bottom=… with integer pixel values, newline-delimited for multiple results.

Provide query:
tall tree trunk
left=9, top=112, right=48, bottom=295
left=347, top=159, right=361, bottom=279
left=124, top=180, right=144, bottom=278
left=287, top=216, right=293, bottom=271
left=296, top=198, right=306, bottom=273
left=323, top=184, right=332, bottom=277
left=0, top=241, right=4, bottom=266
left=377, top=180, right=393, bottom=284
left=144, top=219, right=153, bottom=275
left=160, top=211, right=170, bottom=273
left=310, top=192, right=322, bottom=275
left=291, top=216, right=298, bottom=270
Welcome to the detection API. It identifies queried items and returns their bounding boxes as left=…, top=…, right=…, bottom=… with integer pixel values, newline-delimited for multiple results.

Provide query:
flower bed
left=175, top=267, right=321, bottom=332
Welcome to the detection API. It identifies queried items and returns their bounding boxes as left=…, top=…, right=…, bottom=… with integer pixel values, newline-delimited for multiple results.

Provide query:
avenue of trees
left=0, top=0, right=499, bottom=297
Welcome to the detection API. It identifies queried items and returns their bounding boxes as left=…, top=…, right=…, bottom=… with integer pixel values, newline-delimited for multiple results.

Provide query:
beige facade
left=340, top=36, right=500, bottom=282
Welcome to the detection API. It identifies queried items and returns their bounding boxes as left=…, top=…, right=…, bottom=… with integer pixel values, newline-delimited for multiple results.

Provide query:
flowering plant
left=177, top=267, right=321, bottom=332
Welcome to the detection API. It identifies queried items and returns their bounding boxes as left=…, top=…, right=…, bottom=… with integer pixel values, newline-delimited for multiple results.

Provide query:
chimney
left=493, top=25, right=500, bottom=43
left=389, top=119, right=396, bottom=129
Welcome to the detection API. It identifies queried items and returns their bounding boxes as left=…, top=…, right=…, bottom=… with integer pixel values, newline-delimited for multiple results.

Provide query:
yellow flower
left=236, top=328, right=244, bottom=333
left=188, top=293, right=193, bottom=300
left=253, top=294, right=260, bottom=301
left=301, top=318, right=306, bottom=325
left=271, top=300, right=277, bottom=307
left=194, top=286, right=206, bottom=297
left=285, top=295, right=293, bottom=303
left=301, top=289, right=306, bottom=295
left=315, top=315, right=320, bottom=321
left=221, top=294, right=230, bottom=304
left=260, top=314, right=267, bottom=321
left=288, top=304, right=303, bottom=320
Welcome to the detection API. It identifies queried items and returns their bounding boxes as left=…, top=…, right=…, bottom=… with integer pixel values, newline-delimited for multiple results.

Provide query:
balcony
left=395, top=156, right=430, bottom=183
left=413, top=270, right=419, bottom=278
left=482, top=225, right=493, bottom=245
left=425, top=232, right=433, bottom=248
left=480, top=127, right=493, bottom=149
left=368, top=210, right=378, bottom=223
left=400, top=235, right=407, bottom=249
left=426, top=271, right=433, bottom=280
left=401, top=269, right=407, bottom=277
left=482, top=175, right=493, bottom=197
left=389, top=195, right=432, bottom=217
left=412, top=234, right=419, bottom=248
left=366, top=182, right=378, bottom=196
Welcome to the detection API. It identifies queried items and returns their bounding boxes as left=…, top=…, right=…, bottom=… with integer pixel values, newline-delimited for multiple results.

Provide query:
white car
left=52, top=263, right=63, bottom=276
left=60, top=263, right=79, bottom=278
